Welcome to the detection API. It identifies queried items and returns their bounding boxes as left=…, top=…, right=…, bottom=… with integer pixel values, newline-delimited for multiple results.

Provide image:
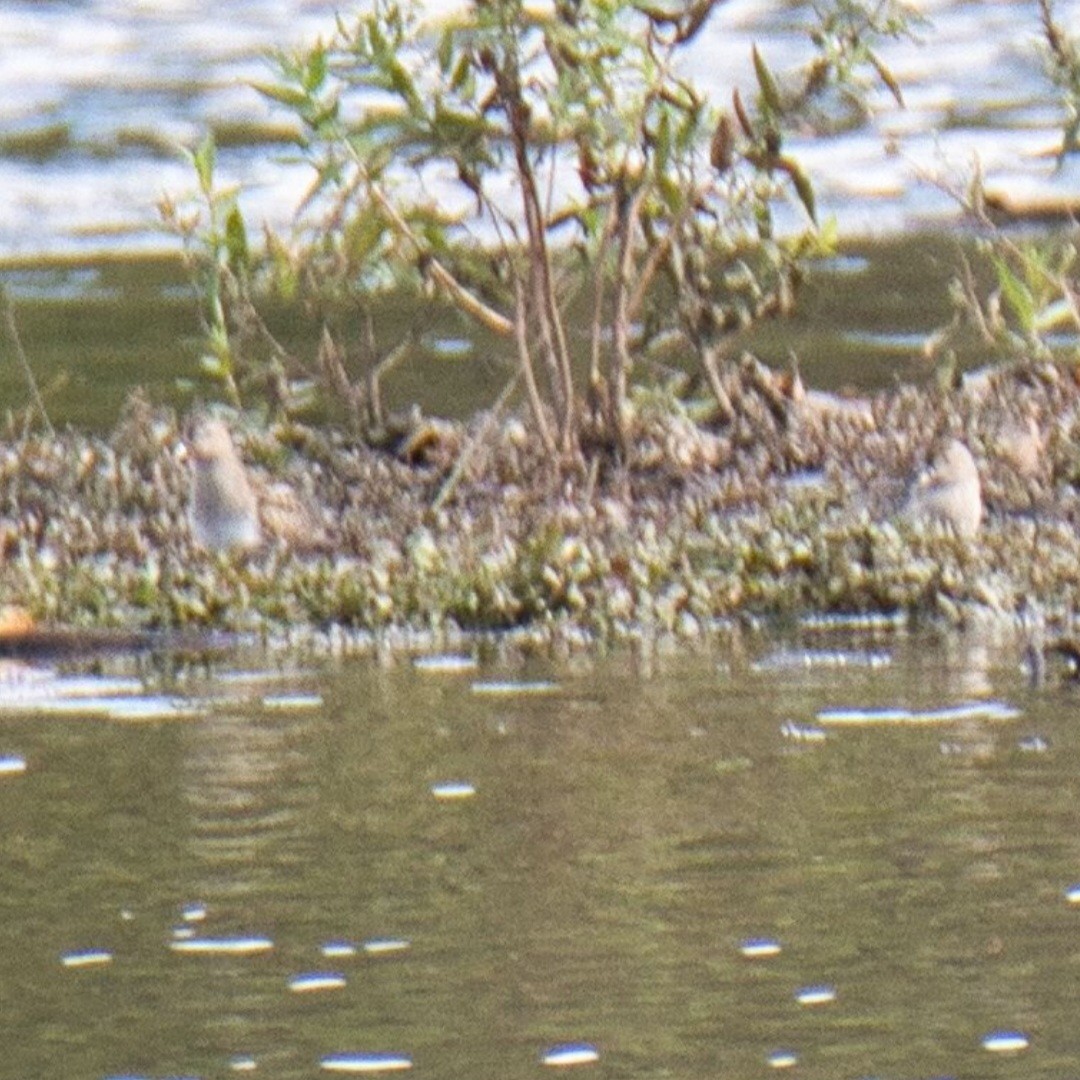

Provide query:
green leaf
left=304, top=43, right=328, bottom=93
left=867, top=48, right=903, bottom=107
left=438, top=28, right=454, bottom=74
left=367, top=15, right=387, bottom=58
left=252, top=81, right=310, bottom=109
left=304, top=95, right=341, bottom=133
left=191, top=134, right=216, bottom=194
left=224, top=204, right=250, bottom=276
left=450, top=51, right=473, bottom=93
left=200, top=354, right=229, bottom=379
left=991, top=254, right=1036, bottom=331
left=752, top=46, right=784, bottom=116
left=343, top=205, right=390, bottom=265
left=654, top=107, right=671, bottom=173
left=754, top=199, right=774, bottom=241
left=207, top=315, right=229, bottom=351
left=385, top=56, right=420, bottom=109
left=674, top=106, right=698, bottom=155
left=779, top=156, right=817, bottom=225
left=656, top=171, right=681, bottom=213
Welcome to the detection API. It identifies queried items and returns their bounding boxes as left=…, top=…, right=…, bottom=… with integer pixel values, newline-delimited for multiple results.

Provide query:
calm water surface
left=3, top=0, right=1079, bottom=421
left=2, top=630, right=1080, bottom=1077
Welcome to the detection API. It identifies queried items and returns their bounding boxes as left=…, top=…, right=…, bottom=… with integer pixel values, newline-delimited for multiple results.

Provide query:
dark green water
left=0, top=631, right=1075, bottom=1078
left=0, top=230, right=976, bottom=434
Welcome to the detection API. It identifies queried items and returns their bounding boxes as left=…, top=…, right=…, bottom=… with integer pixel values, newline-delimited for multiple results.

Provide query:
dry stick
left=0, top=286, right=53, bottom=436
left=700, top=344, right=735, bottom=424
left=367, top=333, right=414, bottom=433
left=519, top=166, right=568, bottom=427
left=512, top=276, right=557, bottom=454
left=955, top=252, right=997, bottom=346
left=581, top=451, right=601, bottom=509
left=317, top=327, right=365, bottom=432
left=1062, top=277, right=1080, bottom=329
left=343, top=145, right=514, bottom=338
left=610, top=187, right=646, bottom=454
left=240, top=264, right=309, bottom=377
left=534, top=214, right=577, bottom=452
left=626, top=199, right=694, bottom=325
left=334, top=147, right=552, bottom=450
left=343, top=135, right=567, bottom=452
left=431, top=368, right=522, bottom=513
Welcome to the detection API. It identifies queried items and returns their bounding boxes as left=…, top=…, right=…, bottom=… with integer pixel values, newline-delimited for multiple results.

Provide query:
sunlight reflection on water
left=0, top=631, right=1075, bottom=1076
left=3, top=0, right=1080, bottom=257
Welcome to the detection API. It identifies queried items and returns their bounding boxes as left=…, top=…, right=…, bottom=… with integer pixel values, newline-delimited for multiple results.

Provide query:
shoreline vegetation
left=8, top=0, right=1080, bottom=657
left=0, top=356, right=1078, bottom=656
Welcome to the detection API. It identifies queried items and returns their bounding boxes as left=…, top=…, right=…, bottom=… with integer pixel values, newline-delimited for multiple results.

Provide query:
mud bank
left=2, top=358, right=1078, bottom=652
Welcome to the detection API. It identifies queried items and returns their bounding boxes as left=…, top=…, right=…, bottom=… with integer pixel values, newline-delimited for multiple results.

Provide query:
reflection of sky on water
left=181, top=707, right=312, bottom=893
left=2, top=0, right=1080, bottom=254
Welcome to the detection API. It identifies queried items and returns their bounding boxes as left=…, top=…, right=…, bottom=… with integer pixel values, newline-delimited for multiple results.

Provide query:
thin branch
left=368, top=331, right=414, bottom=431
left=700, top=344, right=735, bottom=424
left=0, top=286, right=53, bottom=436
left=588, top=199, right=620, bottom=395
left=343, top=143, right=514, bottom=337
left=495, top=62, right=577, bottom=448
left=626, top=196, right=697, bottom=324
left=609, top=185, right=647, bottom=453
left=432, top=368, right=522, bottom=512
left=512, top=277, right=557, bottom=454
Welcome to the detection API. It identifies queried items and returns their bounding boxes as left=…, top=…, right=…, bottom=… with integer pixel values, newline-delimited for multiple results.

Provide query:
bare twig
left=317, top=328, right=365, bottom=432
left=512, top=277, right=557, bottom=454
left=432, top=368, right=522, bottom=512
left=494, top=60, right=577, bottom=448
left=700, top=344, right=735, bottom=424
left=588, top=199, right=620, bottom=397
left=368, top=333, right=414, bottom=431
left=626, top=197, right=696, bottom=324
left=343, top=144, right=514, bottom=338
left=610, top=185, right=647, bottom=454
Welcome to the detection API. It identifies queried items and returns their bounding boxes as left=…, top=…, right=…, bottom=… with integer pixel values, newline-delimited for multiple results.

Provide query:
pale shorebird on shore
left=992, top=412, right=1044, bottom=479
left=903, top=438, right=983, bottom=538
left=187, top=416, right=262, bottom=553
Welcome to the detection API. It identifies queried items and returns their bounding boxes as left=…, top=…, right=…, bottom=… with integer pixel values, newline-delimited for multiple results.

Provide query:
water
left=1, top=0, right=1076, bottom=256
left=0, top=219, right=999, bottom=429
left=1, top=11, right=1079, bottom=1066
left=0, top=0, right=1075, bottom=424
left=0, top=629, right=1078, bottom=1077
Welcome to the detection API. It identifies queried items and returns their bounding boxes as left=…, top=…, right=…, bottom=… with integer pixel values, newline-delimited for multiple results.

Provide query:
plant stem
left=0, top=287, right=53, bottom=436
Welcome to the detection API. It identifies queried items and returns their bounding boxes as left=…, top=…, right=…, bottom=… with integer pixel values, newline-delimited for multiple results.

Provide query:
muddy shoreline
left=1, top=358, right=1077, bottom=655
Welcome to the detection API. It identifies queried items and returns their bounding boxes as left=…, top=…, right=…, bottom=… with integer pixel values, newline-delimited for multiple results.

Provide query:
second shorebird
left=904, top=438, right=983, bottom=538
left=188, top=416, right=262, bottom=553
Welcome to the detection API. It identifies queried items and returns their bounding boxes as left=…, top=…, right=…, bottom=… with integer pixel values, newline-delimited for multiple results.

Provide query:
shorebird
left=904, top=438, right=982, bottom=538
left=992, top=412, right=1044, bottom=479
left=188, top=416, right=262, bottom=552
